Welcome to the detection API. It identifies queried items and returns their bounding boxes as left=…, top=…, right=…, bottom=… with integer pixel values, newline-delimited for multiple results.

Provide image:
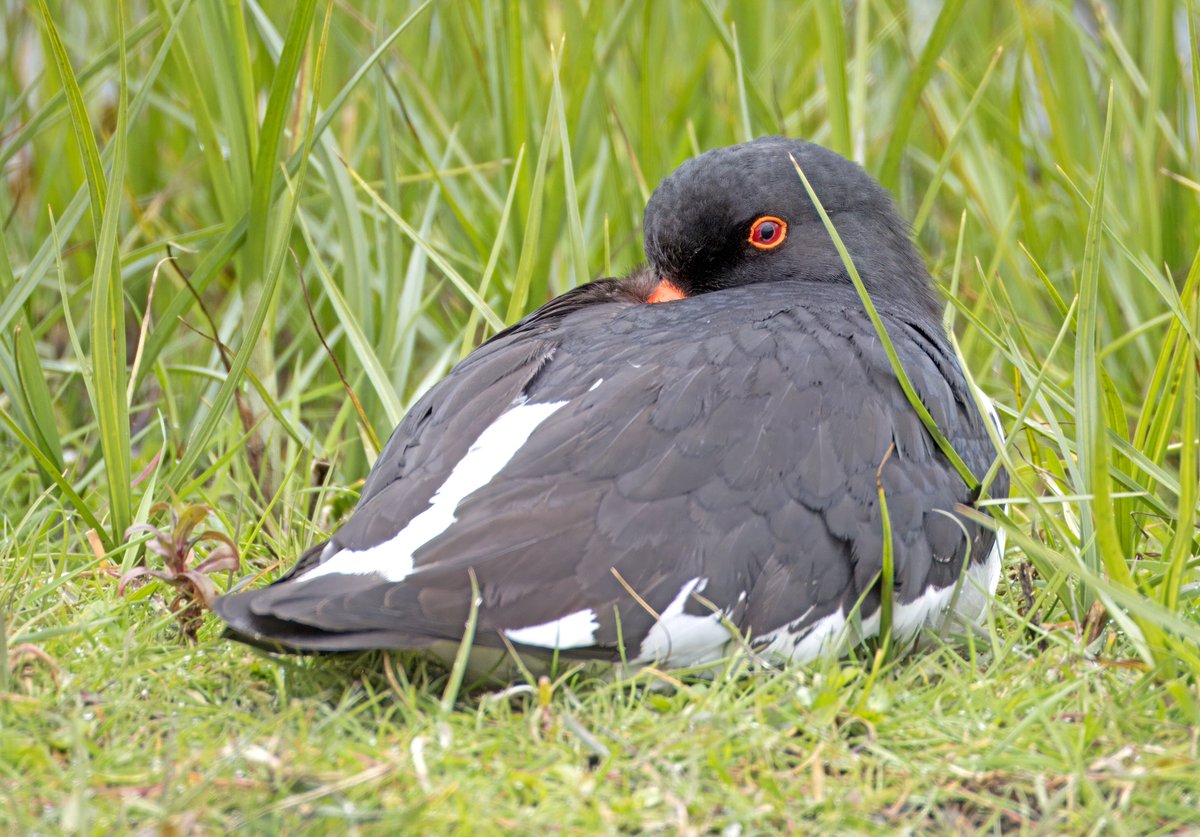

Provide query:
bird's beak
left=646, top=277, right=687, bottom=303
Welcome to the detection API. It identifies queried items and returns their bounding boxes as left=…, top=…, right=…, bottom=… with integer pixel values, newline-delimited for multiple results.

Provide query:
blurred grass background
left=2, top=0, right=1199, bottom=831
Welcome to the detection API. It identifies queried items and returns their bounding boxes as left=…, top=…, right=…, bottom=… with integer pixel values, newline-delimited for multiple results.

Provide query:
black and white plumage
left=215, top=137, right=1007, bottom=668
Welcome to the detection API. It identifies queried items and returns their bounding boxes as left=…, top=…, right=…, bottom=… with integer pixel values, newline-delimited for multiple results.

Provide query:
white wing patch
left=757, top=547, right=1003, bottom=665
left=296, top=398, right=570, bottom=584
left=891, top=584, right=957, bottom=637
left=758, top=609, right=850, bottom=664
left=503, top=608, right=600, bottom=649
left=945, top=533, right=1004, bottom=627
left=633, top=577, right=733, bottom=667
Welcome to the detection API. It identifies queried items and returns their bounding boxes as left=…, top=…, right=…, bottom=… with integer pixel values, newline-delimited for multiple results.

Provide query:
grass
left=2, top=0, right=1199, bottom=831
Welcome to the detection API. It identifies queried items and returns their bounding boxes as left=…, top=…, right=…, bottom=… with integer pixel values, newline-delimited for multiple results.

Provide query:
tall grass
left=3, top=0, right=1199, bottom=829
left=4, top=0, right=1198, bottom=659
left=24, top=2, right=1200, bottom=651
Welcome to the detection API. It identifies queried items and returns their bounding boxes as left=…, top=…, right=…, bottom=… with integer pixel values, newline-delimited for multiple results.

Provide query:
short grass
left=2, top=1, right=1199, bottom=832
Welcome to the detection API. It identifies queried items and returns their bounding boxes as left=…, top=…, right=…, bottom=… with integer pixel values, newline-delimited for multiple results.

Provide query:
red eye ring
left=748, top=216, right=787, bottom=250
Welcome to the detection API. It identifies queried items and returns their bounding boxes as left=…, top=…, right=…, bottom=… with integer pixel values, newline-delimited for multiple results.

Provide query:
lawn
left=2, top=1, right=1199, bottom=832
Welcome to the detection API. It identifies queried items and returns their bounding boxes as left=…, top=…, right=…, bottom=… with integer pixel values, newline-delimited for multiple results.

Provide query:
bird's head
left=642, top=136, right=937, bottom=315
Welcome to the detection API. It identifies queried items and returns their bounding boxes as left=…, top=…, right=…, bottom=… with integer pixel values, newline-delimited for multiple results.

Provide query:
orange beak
left=646, top=278, right=687, bottom=304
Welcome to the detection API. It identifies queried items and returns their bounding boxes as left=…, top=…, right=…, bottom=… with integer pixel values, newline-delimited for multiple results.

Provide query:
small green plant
left=120, top=502, right=239, bottom=642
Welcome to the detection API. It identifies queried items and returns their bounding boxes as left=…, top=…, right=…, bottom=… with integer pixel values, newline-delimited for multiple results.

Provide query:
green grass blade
left=244, top=0, right=318, bottom=284
left=695, top=0, right=775, bottom=132
left=150, top=0, right=237, bottom=218
left=912, top=47, right=1003, bottom=237
left=1073, top=86, right=1111, bottom=575
left=0, top=407, right=107, bottom=544
left=877, top=467, right=894, bottom=648
left=440, top=569, right=482, bottom=715
left=848, top=0, right=869, bottom=162
left=12, top=322, right=64, bottom=473
left=1074, top=87, right=1164, bottom=655
left=135, top=219, right=247, bottom=392
left=0, top=196, right=85, bottom=337
left=194, top=2, right=253, bottom=202
left=1191, top=0, right=1200, bottom=167
left=878, top=0, right=968, bottom=188
left=790, top=156, right=979, bottom=491
left=550, top=42, right=589, bottom=286
left=165, top=266, right=284, bottom=491
left=294, top=207, right=402, bottom=430
left=0, top=232, right=63, bottom=473
left=50, top=213, right=92, bottom=412
left=506, top=89, right=557, bottom=325
left=344, top=164, right=504, bottom=332
left=730, top=21, right=754, bottom=143
left=238, top=0, right=318, bottom=410
left=34, top=0, right=107, bottom=235
left=1161, top=249, right=1199, bottom=611
left=461, top=145, right=527, bottom=358
left=813, top=2, right=849, bottom=155
left=88, top=6, right=133, bottom=544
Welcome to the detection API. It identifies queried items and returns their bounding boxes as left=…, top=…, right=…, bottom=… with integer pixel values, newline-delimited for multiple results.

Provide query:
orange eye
left=748, top=216, right=787, bottom=250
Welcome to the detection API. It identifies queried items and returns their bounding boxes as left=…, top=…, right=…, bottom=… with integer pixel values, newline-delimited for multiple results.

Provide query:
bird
left=214, top=136, right=1007, bottom=671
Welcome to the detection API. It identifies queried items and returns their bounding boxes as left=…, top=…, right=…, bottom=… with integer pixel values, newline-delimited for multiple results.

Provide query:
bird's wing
left=216, top=282, right=1003, bottom=663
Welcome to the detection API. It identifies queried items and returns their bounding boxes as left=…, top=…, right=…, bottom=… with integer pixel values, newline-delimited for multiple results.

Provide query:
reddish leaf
left=178, top=570, right=218, bottom=608
left=193, top=545, right=239, bottom=575
left=191, top=529, right=237, bottom=550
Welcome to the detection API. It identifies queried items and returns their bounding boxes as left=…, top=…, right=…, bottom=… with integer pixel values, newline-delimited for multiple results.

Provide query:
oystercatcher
left=215, top=137, right=1007, bottom=669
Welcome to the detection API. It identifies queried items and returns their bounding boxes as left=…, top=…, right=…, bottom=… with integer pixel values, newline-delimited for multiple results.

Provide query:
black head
left=643, top=137, right=938, bottom=315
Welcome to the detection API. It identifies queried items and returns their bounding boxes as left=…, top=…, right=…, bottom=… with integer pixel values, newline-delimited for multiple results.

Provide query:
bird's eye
left=748, top=216, right=787, bottom=250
